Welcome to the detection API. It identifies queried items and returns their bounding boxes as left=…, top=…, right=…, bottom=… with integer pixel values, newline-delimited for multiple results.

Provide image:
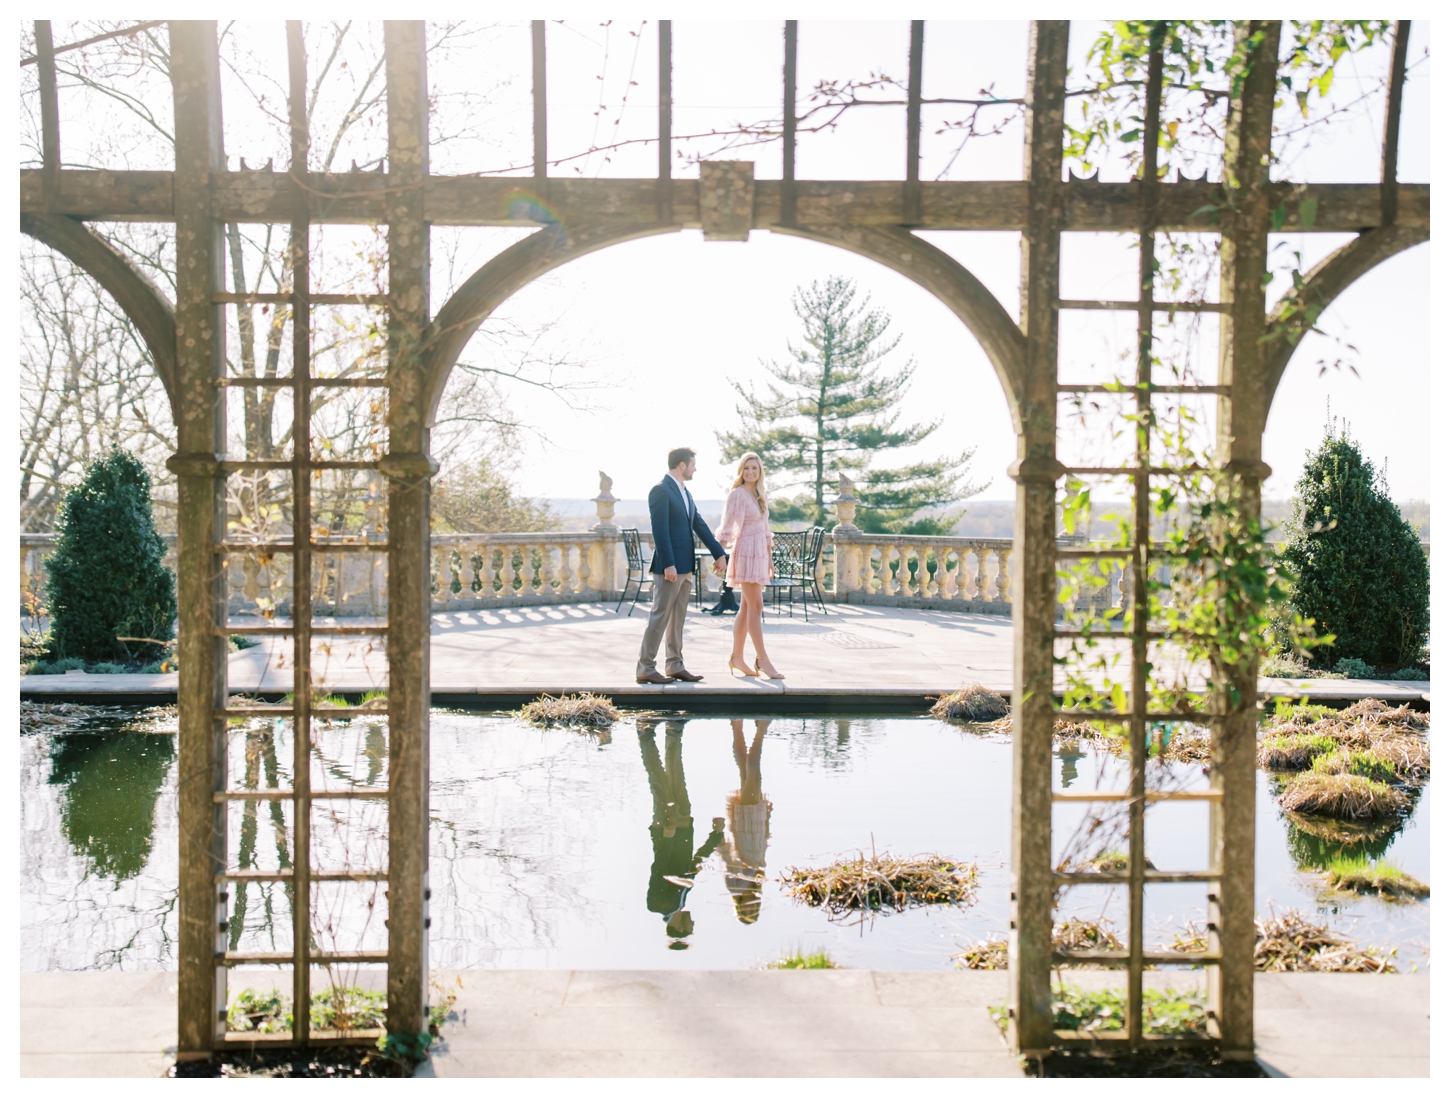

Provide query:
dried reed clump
left=1170, top=908, right=1398, bottom=972
left=518, top=692, right=620, bottom=729
left=19, top=700, right=113, bottom=734
left=1257, top=733, right=1337, bottom=770
left=781, top=852, right=977, bottom=918
left=1277, top=771, right=1408, bottom=820
left=1158, top=728, right=1213, bottom=762
left=954, top=917, right=1125, bottom=969
left=1263, top=699, right=1429, bottom=753
left=1251, top=909, right=1398, bottom=973
left=1366, top=734, right=1431, bottom=781
left=930, top=685, right=1009, bottom=722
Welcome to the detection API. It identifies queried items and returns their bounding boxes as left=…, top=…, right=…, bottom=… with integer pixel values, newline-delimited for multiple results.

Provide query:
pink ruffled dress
left=717, top=486, right=774, bottom=586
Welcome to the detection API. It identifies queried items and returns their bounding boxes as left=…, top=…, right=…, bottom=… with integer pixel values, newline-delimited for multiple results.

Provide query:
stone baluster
left=1118, top=558, right=1131, bottom=614
left=995, top=547, right=1013, bottom=603
left=922, top=544, right=938, bottom=599
left=576, top=539, right=593, bottom=596
left=484, top=539, right=501, bottom=600
left=462, top=541, right=483, bottom=600
left=554, top=541, right=572, bottom=596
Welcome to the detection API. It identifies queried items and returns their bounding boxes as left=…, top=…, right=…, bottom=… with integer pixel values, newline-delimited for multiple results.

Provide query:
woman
left=716, top=452, right=784, bottom=678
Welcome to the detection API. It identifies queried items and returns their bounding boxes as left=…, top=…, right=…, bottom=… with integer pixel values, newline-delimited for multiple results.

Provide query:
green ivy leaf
left=1271, top=204, right=1288, bottom=232
left=1297, top=198, right=1318, bottom=230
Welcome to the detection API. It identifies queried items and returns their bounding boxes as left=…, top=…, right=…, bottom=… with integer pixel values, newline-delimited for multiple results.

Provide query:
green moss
left=767, top=948, right=840, bottom=969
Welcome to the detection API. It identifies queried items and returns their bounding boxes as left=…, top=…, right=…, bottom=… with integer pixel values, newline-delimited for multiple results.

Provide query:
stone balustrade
left=825, top=533, right=1015, bottom=614
left=19, top=484, right=1431, bottom=621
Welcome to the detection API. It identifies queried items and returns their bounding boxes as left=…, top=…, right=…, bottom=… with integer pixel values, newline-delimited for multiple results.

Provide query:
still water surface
left=20, top=708, right=1431, bottom=972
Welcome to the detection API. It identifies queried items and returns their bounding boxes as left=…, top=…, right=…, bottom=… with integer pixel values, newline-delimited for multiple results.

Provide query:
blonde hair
left=731, top=452, right=768, bottom=515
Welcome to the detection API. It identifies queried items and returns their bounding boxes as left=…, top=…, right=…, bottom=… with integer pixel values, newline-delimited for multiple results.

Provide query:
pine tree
left=46, top=450, right=176, bottom=663
left=1278, top=424, right=1429, bottom=671
left=716, top=275, right=983, bottom=532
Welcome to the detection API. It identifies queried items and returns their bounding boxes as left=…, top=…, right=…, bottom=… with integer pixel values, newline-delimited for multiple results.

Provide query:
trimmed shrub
left=1277, top=428, right=1429, bottom=670
left=1332, top=657, right=1376, bottom=679
left=45, top=450, right=176, bottom=663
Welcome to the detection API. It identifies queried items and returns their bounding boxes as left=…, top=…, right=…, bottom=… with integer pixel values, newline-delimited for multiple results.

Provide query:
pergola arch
left=20, top=211, right=179, bottom=410
left=423, top=222, right=1028, bottom=435
left=1261, top=226, right=1430, bottom=426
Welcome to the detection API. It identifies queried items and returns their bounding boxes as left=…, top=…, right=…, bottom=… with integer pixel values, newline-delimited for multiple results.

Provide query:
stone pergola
left=20, top=19, right=1427, bottom=1062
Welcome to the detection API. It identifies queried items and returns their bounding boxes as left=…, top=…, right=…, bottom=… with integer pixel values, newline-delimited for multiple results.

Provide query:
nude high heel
left=729, top=655, right=759, bottom=678
left=755, top=658, right=785, bottom=680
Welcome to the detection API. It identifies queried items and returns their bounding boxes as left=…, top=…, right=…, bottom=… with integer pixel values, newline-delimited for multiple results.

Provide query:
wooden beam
left=532, top=21, right=547, bottom=183
left=166, top=18, right=229, bottom=1061
left=657, top=20, right=672, bottom=224
left=781, top=21, right=798, bottom=227
left=904, top=20, right=924, bottom=225
left=24, top=169, right=1427, bottom=233
left=381, top=18, right=434, bottom=1044
left=1007, top=17, right=1069, bottom=1059
left=1381, top=20, right=1411, bottom=227
left=34, top=21, right=60, bottom=193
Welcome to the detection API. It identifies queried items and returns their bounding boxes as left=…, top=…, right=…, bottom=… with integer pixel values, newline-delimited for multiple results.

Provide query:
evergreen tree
left=1278, top=424, right=1429, bottom=670
left=46, top=450, right=176, bottom=663
left=717, top=275, right=983, bottom=532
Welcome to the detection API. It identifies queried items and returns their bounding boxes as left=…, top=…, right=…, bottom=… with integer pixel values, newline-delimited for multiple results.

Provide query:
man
left=636, top=447, right=727, bottom=684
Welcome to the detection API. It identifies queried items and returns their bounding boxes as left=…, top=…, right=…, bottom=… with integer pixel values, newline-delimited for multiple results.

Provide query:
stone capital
left=165, top=451, right=225, bottom=477
left=377, top=451, right=439, bottom=482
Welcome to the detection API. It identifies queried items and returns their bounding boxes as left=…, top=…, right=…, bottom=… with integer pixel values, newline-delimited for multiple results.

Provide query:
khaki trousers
left=637, top=573, right=694, bottom=677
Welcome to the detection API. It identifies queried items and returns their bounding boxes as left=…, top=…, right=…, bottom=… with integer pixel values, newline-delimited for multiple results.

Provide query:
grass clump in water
left=1258, top=733, right=1336, bottom=770
left=781, top=851, right=977, bottom=919
left=1277, top=771, right=1407, bottom=819
left=1321, top=855, right=1429, bottom=901
left=931, top=684, right=1009, bottom=722
left=518, top=692, right=620, bottom=729
left=767, top=948, right=841, bottom=969
left=1311, top=749, right=1397, bottom=784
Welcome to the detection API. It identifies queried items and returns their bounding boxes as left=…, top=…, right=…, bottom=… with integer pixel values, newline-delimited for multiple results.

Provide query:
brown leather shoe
left=636, top=671, right=670, bottom=684
left=668, top=669, right=704, bottom=682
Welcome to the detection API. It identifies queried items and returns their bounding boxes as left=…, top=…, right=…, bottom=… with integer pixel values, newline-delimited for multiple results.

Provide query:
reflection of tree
left=229, top=720, right=292, bottom=952
left=47, top=731, right=174, bottom=880
left=637, top=720, right=722, bottom=945
left=783, top=718, right=886, bottom=771
left=721, top=720, right=772, bottom=924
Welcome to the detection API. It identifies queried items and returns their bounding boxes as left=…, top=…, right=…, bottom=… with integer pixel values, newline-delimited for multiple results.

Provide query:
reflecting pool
left=20, top=708, right=1431, bottom=972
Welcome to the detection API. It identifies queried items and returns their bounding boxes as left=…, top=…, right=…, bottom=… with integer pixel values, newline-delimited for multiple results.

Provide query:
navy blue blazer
left=647, top=475, right=725, bottom=576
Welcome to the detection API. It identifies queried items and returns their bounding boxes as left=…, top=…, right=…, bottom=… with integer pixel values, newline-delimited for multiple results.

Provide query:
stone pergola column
left=167, top=19, right=229, bottom=1059
left=1007, top=19, right=1069, bottom=1056
left=1211, top=19, right=1282, bottom=1061
left=381, top=20, right=435, bottom=1040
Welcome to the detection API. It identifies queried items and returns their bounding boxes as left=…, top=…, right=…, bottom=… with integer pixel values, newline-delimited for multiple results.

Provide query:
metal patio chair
left=616, top=528, right=649, bottom=615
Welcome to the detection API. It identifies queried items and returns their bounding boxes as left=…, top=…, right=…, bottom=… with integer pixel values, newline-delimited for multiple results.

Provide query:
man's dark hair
left=667, top=447, right=696, bottom=470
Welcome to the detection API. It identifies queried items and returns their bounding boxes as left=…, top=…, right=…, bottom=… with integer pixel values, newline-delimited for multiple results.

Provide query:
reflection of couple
left=634, top=447, right=785, bottom=684
left=637, top=718, right=773, bottom=944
